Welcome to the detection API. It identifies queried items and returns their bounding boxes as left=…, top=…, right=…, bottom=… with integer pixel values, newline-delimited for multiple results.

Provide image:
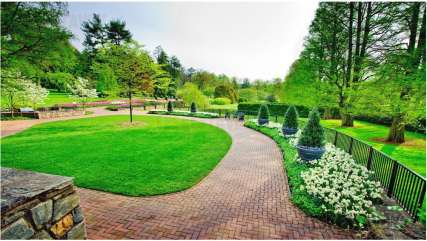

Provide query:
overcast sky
left=62, top=1, right=318, bottom=80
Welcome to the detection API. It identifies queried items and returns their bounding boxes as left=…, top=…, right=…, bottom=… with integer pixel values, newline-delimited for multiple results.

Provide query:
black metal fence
left=323, top=127, right=426, bottom=220
left=237, top=110, right=426, bottom=220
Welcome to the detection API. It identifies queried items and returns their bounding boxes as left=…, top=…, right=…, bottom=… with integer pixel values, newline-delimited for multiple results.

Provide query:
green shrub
left=190, top=102, right=197, bottom=113
left=298, top=108, right=325, bottom=147
left=167, top=101, right=173, bottom=112
left=210, top=97, right=231, bottom=105
left=106, top=105, right=119, bottom=111
left=258, top=104, right=269, bottom=120
left=284, top=105, right=299, bottom=129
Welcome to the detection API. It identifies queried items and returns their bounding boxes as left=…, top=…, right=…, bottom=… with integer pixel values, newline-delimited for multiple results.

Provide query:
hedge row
left=237, top=103, right=340, bottom=118
left=238, top=103, right=425, bottom=133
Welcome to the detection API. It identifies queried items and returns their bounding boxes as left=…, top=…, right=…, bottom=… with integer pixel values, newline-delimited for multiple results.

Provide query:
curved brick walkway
left=76, top=117, right=353, bottom=239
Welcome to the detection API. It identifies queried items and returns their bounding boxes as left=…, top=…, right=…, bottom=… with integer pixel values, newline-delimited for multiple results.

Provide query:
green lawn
left=1, top=115, right=232, bottom=196
left=208, top=104, right=238, bottom=111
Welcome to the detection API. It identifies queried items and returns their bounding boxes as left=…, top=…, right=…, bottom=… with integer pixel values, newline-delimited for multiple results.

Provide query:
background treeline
left=281, top=2, right=426, bottom=143
left=1, top=2, right=283, bottom=112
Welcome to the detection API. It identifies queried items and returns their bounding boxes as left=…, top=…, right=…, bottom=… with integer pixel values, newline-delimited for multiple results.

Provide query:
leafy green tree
left=176, top=82, right=209, bottom=109
left=298, top=109, right=325, bottom=147
left=1, top=2, right=71, bottom=66
left=238, top=88, right=257, bottom=102
left=214, top=84, right=238, bottom=103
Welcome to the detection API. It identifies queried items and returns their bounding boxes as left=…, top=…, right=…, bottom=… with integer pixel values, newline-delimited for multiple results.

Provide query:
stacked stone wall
left=1, top=168, right=86, bottom=240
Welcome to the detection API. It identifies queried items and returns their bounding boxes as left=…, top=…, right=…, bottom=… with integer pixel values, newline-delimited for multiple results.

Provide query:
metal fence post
left=367, top=146, right=374, bottom=170
left=275, top=115, right=278, bottom=122
left=387, top=161, right=399, bottom=197
left=415, top=181, right=426, bottom=221
left=348, top=138, right=354, bottom=154
left=334, top=131, right=338, bottom=146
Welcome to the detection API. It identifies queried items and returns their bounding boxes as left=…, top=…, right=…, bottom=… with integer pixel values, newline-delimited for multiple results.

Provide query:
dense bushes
left=210, top=97, right=231, bottom=105
left=147, top=110, right=219, bottom=118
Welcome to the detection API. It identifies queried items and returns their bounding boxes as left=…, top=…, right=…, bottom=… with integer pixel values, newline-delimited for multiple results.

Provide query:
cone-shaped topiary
left=283, top=105, right=298, bottom=129
left=298, top=108, right=325, bottom=147
left=257, top=104, right=269, bottom=125
left=167, top=101, right=173, bottom=112
left=190, top=102, right=197, bottom=113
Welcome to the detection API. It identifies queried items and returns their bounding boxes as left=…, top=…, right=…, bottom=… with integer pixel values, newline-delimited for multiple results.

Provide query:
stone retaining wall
left=36, top=110, right=85, bottom=119
left=1, top=168, right=86, bottom=240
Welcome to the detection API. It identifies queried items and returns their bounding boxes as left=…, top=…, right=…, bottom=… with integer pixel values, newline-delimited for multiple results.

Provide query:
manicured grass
left=208, top=104, right=238, bottom=111
left=1, top=115, right=232, bottom=196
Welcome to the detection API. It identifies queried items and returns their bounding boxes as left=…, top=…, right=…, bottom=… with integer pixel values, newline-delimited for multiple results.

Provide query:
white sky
left=62, top=1, right=318, bottom=80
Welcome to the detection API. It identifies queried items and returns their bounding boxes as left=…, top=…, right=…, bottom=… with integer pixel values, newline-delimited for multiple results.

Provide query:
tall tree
left=105, top=20, right=132, bottom=46
left=1, top=2, right=71, bottom=66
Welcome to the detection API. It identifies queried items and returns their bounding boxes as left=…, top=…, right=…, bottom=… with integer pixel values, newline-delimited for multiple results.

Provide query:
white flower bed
left=300, top=143, right=384, bottom=225
left=249, top=118, right=384, bottom=226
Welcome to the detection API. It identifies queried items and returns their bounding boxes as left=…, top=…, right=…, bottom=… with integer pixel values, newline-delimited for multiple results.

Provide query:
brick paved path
left=77, top=117, right=353, bottom=239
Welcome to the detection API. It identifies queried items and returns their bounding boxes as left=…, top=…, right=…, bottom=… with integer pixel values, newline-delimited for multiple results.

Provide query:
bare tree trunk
left=10, top=95, right=14, bottom=118
left=129, top=93, right=133, bottom=123
left=340, top=108, right=354, bottom=127
left=387, top=114, right=405, bottom=143
left=323, top=107, right=333, bottom=119
left=408, top=2, right=421, bottom=54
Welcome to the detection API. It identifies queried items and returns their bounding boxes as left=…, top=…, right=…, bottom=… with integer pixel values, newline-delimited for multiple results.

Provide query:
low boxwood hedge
left=147, top=110, right=219, bottom=118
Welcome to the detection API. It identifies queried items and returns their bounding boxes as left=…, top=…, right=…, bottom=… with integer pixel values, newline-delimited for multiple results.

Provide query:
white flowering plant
left=245, top=119, right=385, bottom=229
left=300, top=143, right=384, bottom=227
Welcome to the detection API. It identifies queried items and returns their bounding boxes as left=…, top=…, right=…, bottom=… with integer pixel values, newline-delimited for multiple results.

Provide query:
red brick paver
left=78, top=118, right=354, bottom=239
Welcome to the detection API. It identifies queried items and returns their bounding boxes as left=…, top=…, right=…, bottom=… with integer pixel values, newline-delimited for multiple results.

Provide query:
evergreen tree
left=167, top=101, right=173, bottom=112
left=190, top=102, right=197, bottom=113
left=284, top=105, right=298, bottom=129
left=105, top=20, right=132, bottom=46
left=257, top=104, right=269, bottom=124
left=298, top=108, right=325, bottom=147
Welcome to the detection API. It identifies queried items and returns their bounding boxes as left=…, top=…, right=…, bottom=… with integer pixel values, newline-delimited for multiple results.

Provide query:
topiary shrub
left=167, top=101, right=173, bottom=112
left=298, top=108, right=325, bottom=147
left=296, top=108, right=326, bottom=161
left=284, top=105, right=298, bottom=129
left=257, top=104, right=269, bottom=125
left=190, top=102, right=197, bottom=113
left=282, top=105, right=299, bottom=135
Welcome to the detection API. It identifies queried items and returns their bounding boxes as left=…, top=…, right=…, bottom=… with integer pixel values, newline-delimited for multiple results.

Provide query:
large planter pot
left=282, top=127, right=298, bottom=135
left=258, top=118, right=269, bottom=125
left=296, top=145, right=326, bottom=161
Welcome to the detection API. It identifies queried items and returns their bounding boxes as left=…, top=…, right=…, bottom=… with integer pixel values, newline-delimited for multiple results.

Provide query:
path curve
left=78, top=115, right=353, bottom=239
left=1, top=109, right=353, bottom=239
